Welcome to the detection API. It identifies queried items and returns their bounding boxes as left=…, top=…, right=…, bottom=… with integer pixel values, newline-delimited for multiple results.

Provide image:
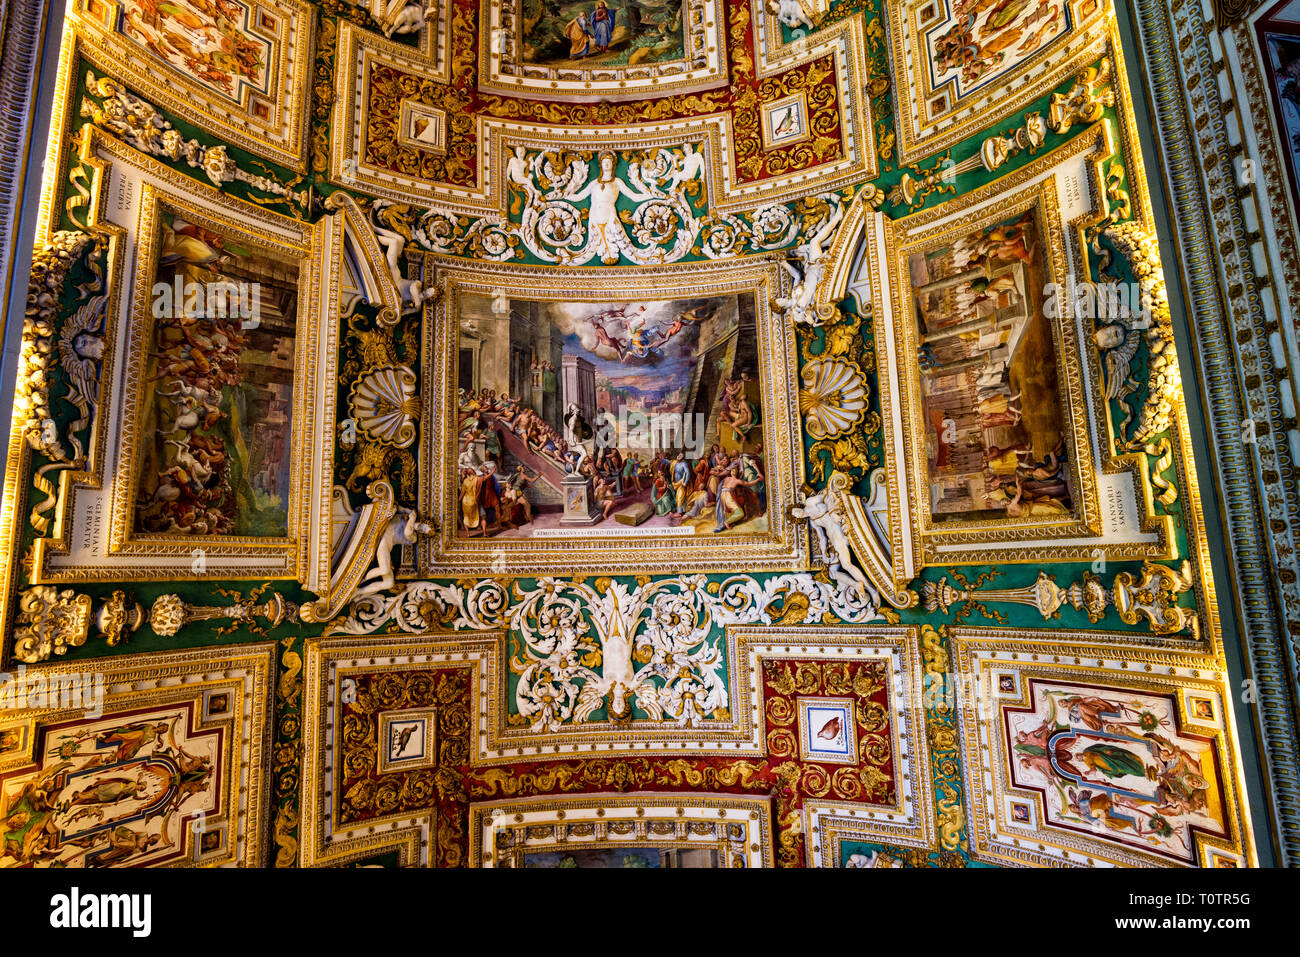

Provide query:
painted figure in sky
left=591, top=1, right=616, bottom=52
left=566, top=11, right=593, bottom=58
left=624, top=315, right=661, bottom=359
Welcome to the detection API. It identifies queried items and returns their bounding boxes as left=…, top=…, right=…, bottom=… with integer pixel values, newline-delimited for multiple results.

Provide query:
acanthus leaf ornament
left=388, top=143, right=840, bottom=268
left=18, top=230, right=105, bottom=534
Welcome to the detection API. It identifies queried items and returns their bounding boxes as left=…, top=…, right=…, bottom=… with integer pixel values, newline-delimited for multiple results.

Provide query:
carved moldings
left=25, top=127, right=335, bottom=584
left=69, top=0, right=315, bottom=169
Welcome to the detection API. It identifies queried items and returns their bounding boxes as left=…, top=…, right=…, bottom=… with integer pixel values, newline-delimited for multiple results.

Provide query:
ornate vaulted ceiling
left=0, top=0, right=1296, bottom=869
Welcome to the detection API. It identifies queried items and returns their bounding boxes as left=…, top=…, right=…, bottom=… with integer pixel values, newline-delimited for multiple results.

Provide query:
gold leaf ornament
left=799, top=357, right=868, bottom=439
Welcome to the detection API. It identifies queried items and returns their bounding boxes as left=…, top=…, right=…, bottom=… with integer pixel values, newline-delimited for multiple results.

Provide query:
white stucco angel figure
left=773, top=198, right=845, bottom=327
left=566, top=150, right=656, bottom=264
left=372, top=207, right=438, bottom=314
left=367, top=0, right=436, bottom=37
left=572, top=627, right=660, bottom=724
left=353, top=508, right=432, bottom=600
left=791, top=481, right=878, bottom=605
left=769, top=0, right=814, bottom=31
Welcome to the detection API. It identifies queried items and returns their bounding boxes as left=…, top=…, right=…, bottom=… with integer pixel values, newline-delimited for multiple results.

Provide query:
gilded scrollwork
left=923, top=560, right=1199, bottom=639
left=1048, top=59, right=1116, bottom=135
left=80, top=73, right=309, bottom=211
left=11, top=584, right=144, bottom=663
left=327, top=572, right=880, bottom=730
left=12, top=586, right=93, bottom=662
left=18, top=230, right=104, bottom=535
left=888, top=111, right=1047, bottom=209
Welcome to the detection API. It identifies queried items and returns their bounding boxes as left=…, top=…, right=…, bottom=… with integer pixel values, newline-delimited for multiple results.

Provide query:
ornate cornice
left=1134, top=0, right=1300, bottom=863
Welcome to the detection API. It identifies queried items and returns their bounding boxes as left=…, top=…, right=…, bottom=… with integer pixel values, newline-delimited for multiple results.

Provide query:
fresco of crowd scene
left=455, top=292, right=768, bottom=539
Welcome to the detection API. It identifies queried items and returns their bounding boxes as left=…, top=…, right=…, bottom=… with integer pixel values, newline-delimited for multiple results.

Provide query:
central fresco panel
left=479, top=0, right=726, bottom=99
left=454, top=290, right=768, bottom=539
left=424, top=257, right=805, bottom=576
left=0, top=0, right=1274, bottom=871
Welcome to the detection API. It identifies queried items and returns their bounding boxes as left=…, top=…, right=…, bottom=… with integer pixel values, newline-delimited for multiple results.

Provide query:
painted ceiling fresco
left=0, top=0, right=1293, bottom=868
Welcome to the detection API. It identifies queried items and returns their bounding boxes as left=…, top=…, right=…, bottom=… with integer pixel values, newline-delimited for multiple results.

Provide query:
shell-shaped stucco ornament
left=799, top=358, right=867, bottom=439
left=351, top=366, right=418, bottom=448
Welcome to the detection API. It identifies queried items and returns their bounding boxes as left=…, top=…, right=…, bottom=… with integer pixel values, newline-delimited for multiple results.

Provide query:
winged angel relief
left=511, top=147, right=705, bottom=265
left=366, top=144, right=828, bottom=274
left=329, top=573, right=880, bottom=731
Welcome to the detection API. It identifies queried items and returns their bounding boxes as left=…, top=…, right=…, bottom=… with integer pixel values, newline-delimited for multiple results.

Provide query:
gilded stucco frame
left=882, top=148, right=1101, bottom=549
left=300, top=625, right=929, bottom=866
left=68, top=0, right=315, bottom=170
left=951, top=626, right=1257, bottom=868
left=468, top=793, right=775, bottom=868
left=0, top=642, right=277, bottom=867
left=329, top=14, right=876, bottom=214
left=835, top=122, right=1178, bottom=581
left=887, top=0, right=1110, bottom=163
left=476, top=0, right=728, bottom=101
left=27, top=125, right=335, bottom=583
